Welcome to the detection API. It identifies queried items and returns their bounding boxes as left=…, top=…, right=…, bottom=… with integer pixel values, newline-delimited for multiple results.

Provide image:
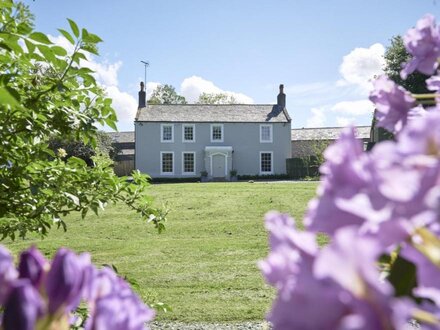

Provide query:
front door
left=212, top=154, right=226, bottom=178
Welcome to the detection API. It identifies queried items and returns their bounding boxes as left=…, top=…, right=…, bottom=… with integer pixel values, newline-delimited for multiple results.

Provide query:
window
left=260, top=152, right=273, bottom=174
left=183, top=124, right=195, bottom=143
left=260, top=124, right=273, bottom=143
left=161, top=124, right=174, bottom=143
left=182, top=152, right=195, bottom=174
left=210, top=124, right=224, bottom=142
left=160, top=152, right=174, bottom=175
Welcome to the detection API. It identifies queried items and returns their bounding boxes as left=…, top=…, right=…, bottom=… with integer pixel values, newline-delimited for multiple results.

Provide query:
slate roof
left=107, top=131, right=135, bottom=144
left=291, top=126, right=371, bottom=141
left=135, top=104, right=291, bottom=123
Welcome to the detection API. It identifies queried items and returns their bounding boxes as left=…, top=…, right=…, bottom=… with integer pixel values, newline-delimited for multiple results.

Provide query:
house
left=134, top=84, right=292, bottom=180
left=107, top=131, right=135, bottom=176
left=290, top=126, right=371, bottom=158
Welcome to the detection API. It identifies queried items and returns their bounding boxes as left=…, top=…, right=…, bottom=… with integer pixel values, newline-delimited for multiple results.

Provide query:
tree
left=0, top=1, right=165, bottom=239
left=48, top=131, right=120, bottom=166
left=383, top=35, right=429, bottom=94
left=370, top=35, right=430, bottom=143
left=147, top=84, right=187, bottom=104
left=197, top=92, right=237, bottom=104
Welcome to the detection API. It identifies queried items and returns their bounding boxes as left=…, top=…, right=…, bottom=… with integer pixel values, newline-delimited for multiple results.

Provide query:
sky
left=22, top=0, right=440, bottom=132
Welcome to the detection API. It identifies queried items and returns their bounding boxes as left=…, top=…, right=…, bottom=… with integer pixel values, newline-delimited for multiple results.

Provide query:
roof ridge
left=291, top=125, right=370, bottom=130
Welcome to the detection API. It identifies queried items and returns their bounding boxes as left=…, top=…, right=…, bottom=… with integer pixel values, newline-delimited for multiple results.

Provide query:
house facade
left=134, top=85, right=291, bottom=180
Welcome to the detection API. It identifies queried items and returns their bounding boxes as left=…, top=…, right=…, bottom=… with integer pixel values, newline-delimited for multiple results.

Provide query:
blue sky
left=23, top=0, right=440, bottom=131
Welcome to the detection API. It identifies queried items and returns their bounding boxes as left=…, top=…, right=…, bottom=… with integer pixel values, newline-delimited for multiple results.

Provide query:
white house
left=134, top=84, right=291, bottom=180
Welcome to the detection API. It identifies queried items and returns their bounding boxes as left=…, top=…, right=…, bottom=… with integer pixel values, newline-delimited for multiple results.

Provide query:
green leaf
left=37, top=44, right=56, bottom=63
left=51, top=45, right=67, bottom=57
left=0, top=86, right=20, bottom=107
left=151, top=302, right=173, bottom=313
left=82, top=31, right=103, bottom=44
left=0, top=33, right=22, bottom=53
left=64, top=192, right=80, bottom=206
left=29, top=32, right=52, bottom=45
left=67, top=156, right=87, bottom=167
left=57, top=28, right=75, bottom=45
left=81, top=42, right=99, bottom=56
left=67, top=18, right=80, bottom=38
left=72, top=51, right=87, bottom=64
left=105, top=117, right=118, bottom=131
left=24, top=39, right=35, bottom=53
left=387, top=255, right=417, bottom=297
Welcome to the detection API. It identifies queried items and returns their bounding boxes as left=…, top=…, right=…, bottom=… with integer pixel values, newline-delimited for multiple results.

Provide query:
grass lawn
left=4, top=181, right=318, bottom=323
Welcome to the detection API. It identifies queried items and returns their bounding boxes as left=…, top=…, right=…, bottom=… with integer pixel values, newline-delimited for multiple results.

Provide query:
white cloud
left=336, top=117, right=356, bottom=127
left=338, top=43, right=385, bottom=93
left=85, top=61, right=122, bottom=87
left=146, top=82, right=160, bottom=100
left=331, top=99, right=374, bottom=116
left=104, top=86, right=137, bottom=127
left=180, top=76, right=253, bottom=104
left=306, top=107, right=327, bottom=128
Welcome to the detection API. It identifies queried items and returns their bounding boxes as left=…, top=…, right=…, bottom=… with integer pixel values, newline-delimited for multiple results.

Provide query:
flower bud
left=18, top=246, right=48, bottom=289
left=0, top=246, right=18, bottom=304
left=2, top=279, right=44, bottom=330
left=45, top=248, right=90, bottom=315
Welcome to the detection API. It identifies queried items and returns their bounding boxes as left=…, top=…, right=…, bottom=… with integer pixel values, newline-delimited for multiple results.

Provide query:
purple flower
left=2, top=279, right=44, bottom=330
left=85, top=267, right=155, bottom=330
left=18, top=246, right=48, bottom=289
left=259, top=212, right=350, bottom=329
left=306, top=112, right=440, bottom=249
left=305, top=128, right=385, bottom=236
left=45, top=248, right=90, bottom=315
left=397, top=108, right=440, bottom=157
left=315, top=227, right=401, bottom=329
left=0, top=246, right=18, bottom=304
left=86, top=294, right=155, bottom=330
left=260, top=213, right=412, bottom=329
left=401, top=14, right=440, bottom=79
left=369, top=75, right=416, bottom=134
left=427, top=74, right=440, bottom=92
left=315, top=227, right=393, bottom=299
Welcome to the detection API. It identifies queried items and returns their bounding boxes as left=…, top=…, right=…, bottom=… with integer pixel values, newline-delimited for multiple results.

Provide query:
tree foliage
left=383, top=35, right=429, bottom=94
left=147, top=84, right=187, bottom=105
left=197, top=92, right=237, bottom=104
left=48, top=131, right=120, bottom=166
left=0, top=1, right=166, bottom=239
left=371, top=35, right=430, bottom=143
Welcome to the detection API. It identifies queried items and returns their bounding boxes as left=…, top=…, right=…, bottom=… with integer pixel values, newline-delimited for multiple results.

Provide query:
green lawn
left=4, top=181, right=318, bottom=323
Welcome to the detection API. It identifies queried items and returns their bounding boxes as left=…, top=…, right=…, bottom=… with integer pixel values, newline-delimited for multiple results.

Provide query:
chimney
left=277, top=84, right=286, bottom=110
left=138, top=81, right=146, bottom=108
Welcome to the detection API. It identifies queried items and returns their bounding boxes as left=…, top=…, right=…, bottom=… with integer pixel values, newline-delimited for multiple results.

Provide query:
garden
left=4, top=182, right=319, bottom=323
left=1, top=1, right=440, bottom=329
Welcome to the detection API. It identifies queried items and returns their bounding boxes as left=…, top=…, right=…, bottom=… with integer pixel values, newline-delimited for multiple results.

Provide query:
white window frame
left=182, top=124, right=195, bottom=143
left=259, top=151, right=273, bottom=175
left=160, top=151, right=174, bottom=175
left=182, top=151, right=196, bottom=175
left=260, top=124, right=273, bottom=143
left=161, top=124, right=174, bottom=143
left=210, top=124, right=224, bottom=143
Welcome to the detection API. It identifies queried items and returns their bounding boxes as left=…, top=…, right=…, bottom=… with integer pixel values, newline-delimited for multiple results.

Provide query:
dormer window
left=210, top=124, right=224, bottom=143
left=161, top=124, right=174, bottom=143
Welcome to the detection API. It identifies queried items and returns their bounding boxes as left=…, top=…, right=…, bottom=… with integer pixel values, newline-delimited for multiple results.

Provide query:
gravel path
left=150, top=321, right=272, bottom=330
